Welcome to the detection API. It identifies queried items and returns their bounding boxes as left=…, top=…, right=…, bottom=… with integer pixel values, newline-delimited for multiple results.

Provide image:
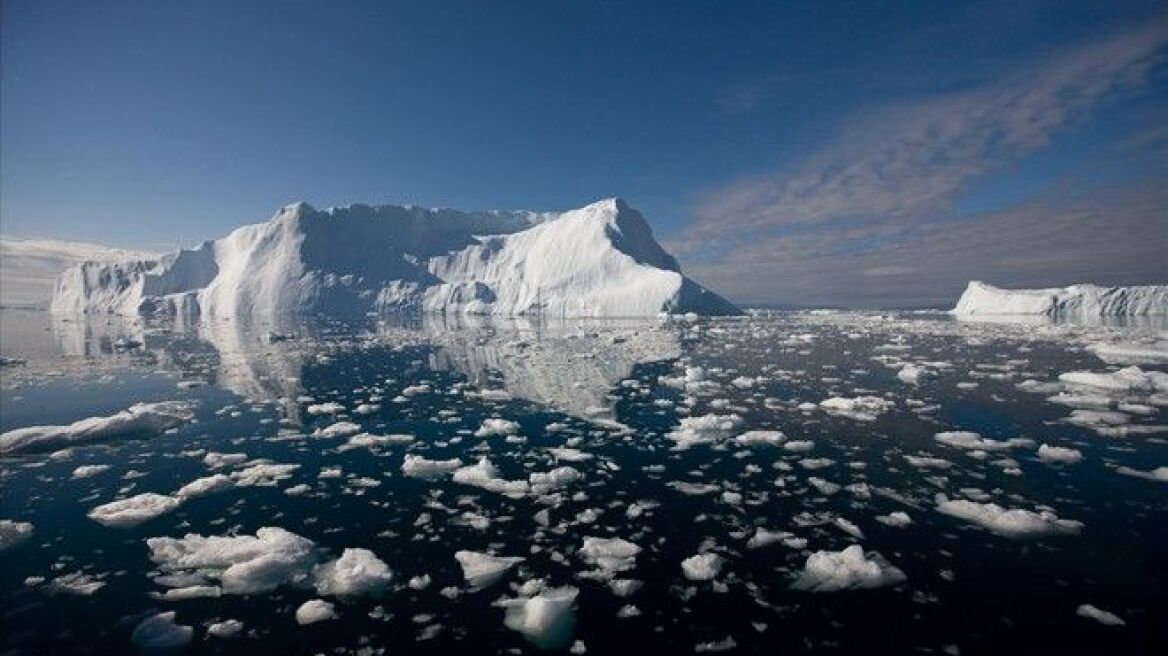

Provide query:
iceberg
left=51, top=198, right=739, bottom=317
left=952, top=281, right=1167, bottom=317
left=0, top=237, right=156, bottom=309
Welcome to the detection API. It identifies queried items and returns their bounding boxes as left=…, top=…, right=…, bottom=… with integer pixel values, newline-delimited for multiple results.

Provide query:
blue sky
left=2, top=0, right=1165, bottom=306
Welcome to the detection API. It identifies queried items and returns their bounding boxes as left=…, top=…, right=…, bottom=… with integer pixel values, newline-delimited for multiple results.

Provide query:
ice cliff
left=953, top=281, right=1167, bottom=317
left=51, top=198, right=739, bottom=317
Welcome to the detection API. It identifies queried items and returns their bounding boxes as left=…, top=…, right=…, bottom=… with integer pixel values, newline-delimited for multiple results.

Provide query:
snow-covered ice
left=0, top=401, right=195, bottom=454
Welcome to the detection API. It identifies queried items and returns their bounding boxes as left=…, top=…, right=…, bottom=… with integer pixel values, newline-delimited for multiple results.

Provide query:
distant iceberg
left=51, top=198, right=739, bottom=317
left=952, top=281, right=1167, bottom=317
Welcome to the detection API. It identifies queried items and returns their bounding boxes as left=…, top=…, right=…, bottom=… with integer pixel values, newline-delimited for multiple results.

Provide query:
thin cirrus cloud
left=670, top=17, right=1168, bottom=306
left=683, top=183, right=1165, bottom=307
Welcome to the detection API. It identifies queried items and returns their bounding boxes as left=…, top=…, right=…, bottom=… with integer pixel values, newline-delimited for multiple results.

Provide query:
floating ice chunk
left=295, top=599, right=338, bottom=625
left=578, top=536, right=641, bottom=578
left=875, top=512, right=913, bottom=527
left=1036, top=444, right=1083, bottom=464
left=340, top=433, right=414, bottom=451
left=1058, top=367, right=1168, bottom=393
left=819, top=396, right=892, bottom=421
left=72, top=464, right=110, bottom=479
left=353, top=403, right=381, bottom=415
left=475, top=418, right=521, bottom=437
left=790, top=545, right=906, bottom=592
left=745, top=528, right=801, bottom=549
left=496, top=585, right=579, bottom=650
left=230, top=462, right=300, bottom=487
left=935, top=431, right=1034, bottom=451
left=1076, top=603, right=1126, bottom=626
left=306, top=402, right=345, bottom=415
left=452, top=457, right=529, bottom=498
left=155, top=585, right=221, bottom=600
left=1115, top=465, right=1168, bottom=482
left=203, top=452, right=247, bottom=468
left=175, top=474, right=234, bottom=499
left=207, top=619, right=244, bottom=638
left=132, top=612, right=194, bottom=650
left=667, top=414, right=744, bottom=449
left=314, top=548, right=393, bottom=596
left=834, top=517, right=864, bottom=539
left=529, top=466, right=581, bottom=495
left=454, top=550, right=524, bottom=590
left=934, top=495, right=1082, bottom=537
left=666, top=481, right=721, bottom=495
left=313, top=421, right=362, bottom=439
left=88, top=493, right=182, bottom=528
left=146, top=527, right=319, bottom=594
left=695, top=636, right=738, bottom=653
left=46, top=571, right=106, bottom=595
left=897, top=364, right=931, bottom=384
left=904, top=455, right=952, bottom=469
left=0, top=519, right=34, bottom=550
left=733, top=430, right=785, bottom=447
left=547, top=447, right=593, bottom=462
left=1087, top=341, right=1168, bottom=365
left=680, top=553, right=724, bottom=581
left=0, top=401, right=195, bottom=454
left=401, top=454, right=463, bottom=479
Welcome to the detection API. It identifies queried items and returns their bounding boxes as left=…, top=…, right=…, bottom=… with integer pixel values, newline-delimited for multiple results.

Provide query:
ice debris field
left=1, top=309, right=1166, bottom=654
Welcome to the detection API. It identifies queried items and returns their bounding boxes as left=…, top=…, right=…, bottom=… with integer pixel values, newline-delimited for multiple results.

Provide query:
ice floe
left=790, top=545, right=906, bottom=592
left=0, top=401, right=195, bottom=454
left=88, top=493, right=182, bottom=528
left=935, top=495, right=1083, bottom=537
left=454, top=550, right=525, bottom=590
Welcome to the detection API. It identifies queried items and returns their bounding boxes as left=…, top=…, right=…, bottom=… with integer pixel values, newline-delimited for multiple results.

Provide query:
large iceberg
left=952, top=281, right=1167, bottom=317
left=0, top=237, right=156, bottom=309
left=51, top=198, right=739, bottom=317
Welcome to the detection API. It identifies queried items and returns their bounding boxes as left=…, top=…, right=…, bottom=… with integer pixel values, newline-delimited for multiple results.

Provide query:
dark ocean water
left=1, top=309, right=1165, bottom=655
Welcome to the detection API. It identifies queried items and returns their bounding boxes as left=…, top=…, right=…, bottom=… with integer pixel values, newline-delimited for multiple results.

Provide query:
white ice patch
left=1115, top=465, right=1168, bottom=482
left=1058, top=366, right=1168, bottom=393
left=1087, top=341, right=1168, bottom=365
left=733, top=430, right=785, bottom=447
left=496, top=584, right=579, bottom=650
left=401, top=454, right=463, bottom=479
left=1036, top=444, right=1083, bottom=464
left=295, top=599, right=338, bottom=625
left=680, top=553, right=724, bottom=581
left=935, top=495, right=1082, bottom=537
left=0, top=519, right=34, bottom=550
left=175, top=474, right=235, bottom=499
left=529, top=466, right=581, bottom=495
left=71, top=464, right=111, bottom=479
left=0, top=401, right=195, bottom=454
left=132, top=612, right=194, bottom=650
left=578, top=536, right=641, bottom=579
left=790, top=545, right=906, bottom=592
left=452, top=457, right=529, bottom=498
left=935, top=431, right=1034, bottom=451
left=475, top=418, right=521, bottom=437
left=88, top=493, right=182, bottom=528
left=313, top=548, right=393, bottom=597
left=207, top=619, right=244, bottom=638
left=146, top=527, right=319, bottom=595
left=454, top=550, right=524, bottom=590
left=819, top=396, right=892, bottom=421
left=313, top=421, right=362, bottom=439
left=667, top=413, right=744, bottom=449
left=1076, top=603, right=1126, bottom=626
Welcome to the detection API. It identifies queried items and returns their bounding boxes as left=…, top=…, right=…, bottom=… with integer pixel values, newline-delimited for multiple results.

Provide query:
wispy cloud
left=681, top=181, right=1167, bottom=307
left=677, top=17, right=1168, bottom=257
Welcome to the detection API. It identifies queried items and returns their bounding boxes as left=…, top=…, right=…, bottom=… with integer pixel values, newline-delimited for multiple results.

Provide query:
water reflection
left=5, top=311, right=681, bottom=425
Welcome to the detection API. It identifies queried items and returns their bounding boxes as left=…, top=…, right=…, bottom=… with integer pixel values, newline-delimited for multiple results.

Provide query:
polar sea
left=1, top=308, right=1165, bottom=655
